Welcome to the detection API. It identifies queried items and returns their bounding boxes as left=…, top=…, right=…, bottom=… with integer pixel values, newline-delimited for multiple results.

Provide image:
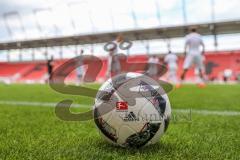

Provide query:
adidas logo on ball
left=120, top=112, right=139, bottom=122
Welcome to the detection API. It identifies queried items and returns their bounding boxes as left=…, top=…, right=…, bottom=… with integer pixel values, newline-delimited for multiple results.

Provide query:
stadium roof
left=0, top=20, right=240, bottom=50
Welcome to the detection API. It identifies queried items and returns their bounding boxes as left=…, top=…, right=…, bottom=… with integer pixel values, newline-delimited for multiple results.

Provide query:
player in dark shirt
left=47, top=56, right=54, bottom=80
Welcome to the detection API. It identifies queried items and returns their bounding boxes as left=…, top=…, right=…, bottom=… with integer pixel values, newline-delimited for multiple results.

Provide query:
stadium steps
left=18, top=63, right=47, bottom=83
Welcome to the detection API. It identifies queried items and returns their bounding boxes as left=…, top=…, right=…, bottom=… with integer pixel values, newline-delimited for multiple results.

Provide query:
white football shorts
left=183, top=54, right=204, bottom=70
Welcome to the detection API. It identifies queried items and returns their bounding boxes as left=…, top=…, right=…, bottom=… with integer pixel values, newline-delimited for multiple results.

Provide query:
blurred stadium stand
left=1, top=0, right=240, bottom=84
left=1, top=51, right=239, bottom=83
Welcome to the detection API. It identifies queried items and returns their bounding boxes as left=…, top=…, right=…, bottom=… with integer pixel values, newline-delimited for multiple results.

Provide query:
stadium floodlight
left=33, top=9, right=43, bottom=35
left=109, top=9, right=115, bottom=31
left=181, top=0, right=187, bottom=25
left=210, top=0, right=216, bottom=22
left=210, top=0, right=218, bottom=50
left=33, top=7, right=60, bottom=38
left=154, top=0, right=161, bottom=25
left=3, top=14, right=13, bottom=40
left=3, top=12, right=26, bottom=61
left=33, top=8, right=61, bottom=60
left=130, top=0, right=138, bottom=28
left=67, top=1, right=95, bottom=34
left=66, top=3, right=77, bottom=33
left=3, top=11, right=27, bottom=41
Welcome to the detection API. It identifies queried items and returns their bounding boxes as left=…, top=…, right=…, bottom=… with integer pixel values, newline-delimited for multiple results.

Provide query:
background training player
left=147, top=54, right=159, bottom=80
left=180, top=27, right=205, bottom=86
left=164, top=51, right=178, bottom=84
left=106, top=35, right=123, bottom=78
left=76, top=49, right=85, bottom=85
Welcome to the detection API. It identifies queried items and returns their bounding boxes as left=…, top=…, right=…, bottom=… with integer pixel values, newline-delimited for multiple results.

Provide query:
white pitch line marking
left=173, top=109, right=240, bottom=116
left=0, top=100, right=240, bottom=116
left=0, top=100, right=90, bottom=108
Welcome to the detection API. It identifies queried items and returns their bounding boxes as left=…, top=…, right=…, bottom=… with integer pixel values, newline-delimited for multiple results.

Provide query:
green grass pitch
left=0, top=84, right=240, bottom=159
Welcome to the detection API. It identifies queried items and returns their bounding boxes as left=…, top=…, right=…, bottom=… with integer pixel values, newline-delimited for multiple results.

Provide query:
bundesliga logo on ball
left=93, top=73, right=171, bottom=148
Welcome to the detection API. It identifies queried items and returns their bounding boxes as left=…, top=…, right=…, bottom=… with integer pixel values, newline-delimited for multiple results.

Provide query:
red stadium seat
left=0, top=51, right=240, bottom=83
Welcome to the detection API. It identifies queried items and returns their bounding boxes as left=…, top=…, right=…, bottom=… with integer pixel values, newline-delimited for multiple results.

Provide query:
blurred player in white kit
left=164, top=51, right=178, bottom=84
left=147, top=55, right=159, bottom=80
left=76, top=49, right=85, bottom=85
left=180, top=27, right=206, bottom=87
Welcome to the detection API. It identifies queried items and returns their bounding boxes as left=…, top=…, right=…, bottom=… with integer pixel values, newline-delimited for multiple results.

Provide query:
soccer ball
left=93, top=72, right=171, bottom=148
